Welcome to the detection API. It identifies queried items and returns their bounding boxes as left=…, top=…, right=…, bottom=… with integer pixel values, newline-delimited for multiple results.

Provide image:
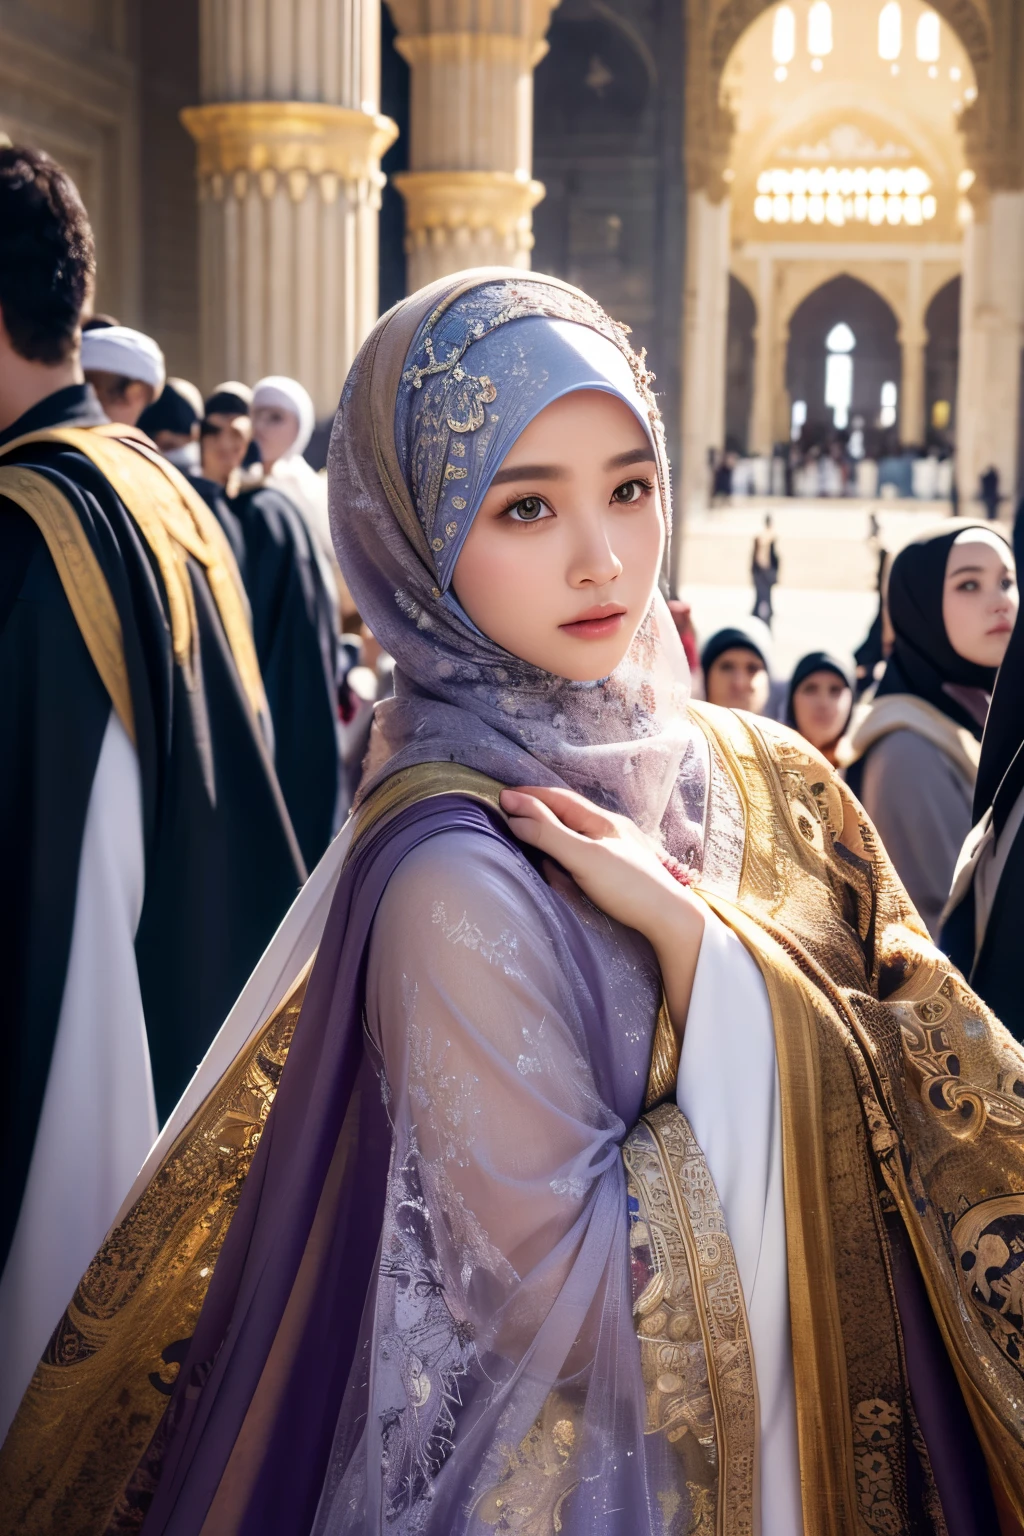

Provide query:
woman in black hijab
left=942, top=603, right=1024, bottom=1038
left=845, top=523, right=1016, bottom=936
left=785, top=651, right=854, bottom=767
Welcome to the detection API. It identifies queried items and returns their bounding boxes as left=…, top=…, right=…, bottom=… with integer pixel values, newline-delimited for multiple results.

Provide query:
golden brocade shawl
left=3, top=704, right=1024, bottom=1534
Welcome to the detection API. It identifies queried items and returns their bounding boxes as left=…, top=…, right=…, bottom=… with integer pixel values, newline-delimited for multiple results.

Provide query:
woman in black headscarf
left=942, top=604, right=1024, bottom=1038
left=785, top=651, right=854, bottom=768
left=845, top=523, right=1016, bottom=936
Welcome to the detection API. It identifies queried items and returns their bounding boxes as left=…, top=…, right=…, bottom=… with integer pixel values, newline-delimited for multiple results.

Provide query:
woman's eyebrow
left=604, top=447, right=656, bottom=470
left=947, top=563, right=988, bottom=576
left=489, top=462, right=569, bottom=485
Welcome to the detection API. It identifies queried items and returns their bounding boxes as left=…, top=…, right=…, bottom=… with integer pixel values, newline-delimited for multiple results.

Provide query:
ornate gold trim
left=0, top=425, right=268, bottom=728
left=180, top=100, right=398, bottom=203
left=0, top=464, right=136, bottom=744
left=392, top=170, right=545, bottom=253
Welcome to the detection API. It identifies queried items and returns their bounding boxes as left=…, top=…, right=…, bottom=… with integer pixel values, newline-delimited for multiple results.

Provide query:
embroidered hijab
left=328, top=269, right=707, bottom=861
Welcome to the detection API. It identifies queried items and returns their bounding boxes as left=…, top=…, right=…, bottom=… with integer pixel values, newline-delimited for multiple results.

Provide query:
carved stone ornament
left=393, top=169, right=545, bottom=253
left=180, top=101, right=399, bottom=201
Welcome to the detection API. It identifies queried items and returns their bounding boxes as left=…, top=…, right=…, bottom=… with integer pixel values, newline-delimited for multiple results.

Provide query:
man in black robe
left=192, top=386, right=342, bottom=870
left=0, top=145, right=305, bottom=1431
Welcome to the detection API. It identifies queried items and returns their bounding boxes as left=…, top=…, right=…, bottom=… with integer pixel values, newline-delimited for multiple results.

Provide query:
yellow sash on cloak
left=0, top=424, right=267, bottom=728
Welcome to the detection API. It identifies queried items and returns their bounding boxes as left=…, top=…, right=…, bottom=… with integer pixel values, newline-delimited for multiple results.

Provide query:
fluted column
left=679, top=189, right=732, bottom=537
left=386, top=1, right=558, bottom=291
left=898, top=256, right=926, bottom=448
left=956, top=190, right=1024, bottom=504
left=749, top=254, right=775, bottom=455
left=182, top=0, right=397, bottom=417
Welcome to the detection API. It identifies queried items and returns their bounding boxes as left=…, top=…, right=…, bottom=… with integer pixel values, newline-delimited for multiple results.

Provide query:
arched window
left=772, top=4, right=796, bottom=64
left=880, top=380, right=898, bottom=428
left=808, top=1, right=833, bottom=56
left=878, top=2, right=902, bottom=61
left=825, top=324, right=855, bottom=429
left=916, top=10, right=940, bottom=62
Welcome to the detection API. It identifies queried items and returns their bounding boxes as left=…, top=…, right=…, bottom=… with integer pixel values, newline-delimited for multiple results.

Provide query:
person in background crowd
left=81, top=322, right=165, bottom=426
left=199, top=382, right=253, bottom=493
left=751, top=511, right=779, bottom=628
left=252, top=374, right=345, bottom=628
left=137, top=376, right=204, bottom=476
left=980, top=464, right=1001, bottom=522
left=785, top=651, right=854, bottom=769
left=667, top=595, right=700, bottom=674
left=844, top=523, right=1017, bottom=936
left=700, top=620, right=773, bottom=714
left=196, top=384, right=342, bottom=869
left=0, top=144, right=305, bottom=1436
left=942, top=604, right=1024, bottom=1039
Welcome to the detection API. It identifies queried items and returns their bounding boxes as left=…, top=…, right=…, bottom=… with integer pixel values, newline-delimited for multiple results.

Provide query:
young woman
left=5, top=274, right=1024, bottom=1536
left=785, top=650, right=854, bottom=768
left=845, top=525, right=1017, bottom=936
left=700, top=620, right=773, bottom=713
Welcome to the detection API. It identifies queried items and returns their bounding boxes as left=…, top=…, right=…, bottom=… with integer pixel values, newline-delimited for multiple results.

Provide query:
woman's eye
left=611, top=478, right=650, bottom=504
left=957, top=579, right=979, bottom=592
left=506, top=496, right=551, bottom=523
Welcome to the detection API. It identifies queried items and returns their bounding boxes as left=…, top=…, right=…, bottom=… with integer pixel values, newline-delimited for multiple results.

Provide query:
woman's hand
left=499, top=785, right=705, bottom=1037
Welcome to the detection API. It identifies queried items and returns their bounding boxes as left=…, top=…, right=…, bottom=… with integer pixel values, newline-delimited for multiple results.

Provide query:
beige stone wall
left=0, top=0, right=141, bottom=326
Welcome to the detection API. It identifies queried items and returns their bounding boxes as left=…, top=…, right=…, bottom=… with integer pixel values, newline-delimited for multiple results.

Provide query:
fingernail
left=500, top=789, right=521, bottom=808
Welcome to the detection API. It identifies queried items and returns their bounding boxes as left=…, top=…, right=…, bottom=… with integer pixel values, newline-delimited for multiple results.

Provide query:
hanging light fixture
left=772, top=4, right=796, bottom=65
left=808, top=1, right=833, bottom=56
left=878, top=2, right=902, bottom=61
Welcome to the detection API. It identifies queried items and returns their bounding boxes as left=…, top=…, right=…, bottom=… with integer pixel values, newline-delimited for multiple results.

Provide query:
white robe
left=678, top=907, right=803, bottom=1535
left=0, top=711, right=155, bottom=1441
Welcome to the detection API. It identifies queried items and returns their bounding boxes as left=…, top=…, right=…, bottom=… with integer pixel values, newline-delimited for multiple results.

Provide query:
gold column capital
left=180, top=101, right=398, bottom=202
left=386, top=0, right=558, bottom=53
left=393, top=169, right=544, bottom=253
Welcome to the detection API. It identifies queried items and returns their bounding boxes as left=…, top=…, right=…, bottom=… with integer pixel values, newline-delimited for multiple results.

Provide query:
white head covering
left=81, top=326, right=166, bottom=394
left=252, top=376, right=315, bottom=458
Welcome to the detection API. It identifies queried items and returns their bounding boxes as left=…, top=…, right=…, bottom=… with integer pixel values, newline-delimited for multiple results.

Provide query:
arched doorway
left=925, top=276, right=960, bottom=449
left=725, top=274, right=756, bottom=453
left=786, top=275, right=901, bottom=449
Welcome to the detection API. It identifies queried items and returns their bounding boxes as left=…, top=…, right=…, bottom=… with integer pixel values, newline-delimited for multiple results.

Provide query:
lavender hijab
left=329, top=269, right=707, bottom=861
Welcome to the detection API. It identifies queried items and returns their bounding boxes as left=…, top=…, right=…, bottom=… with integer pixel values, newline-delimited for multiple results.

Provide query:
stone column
left=899, top=256, right=926, bottom=448
left=679, top=189, right=732, bottom=536
left=182, top=0, right=397, bottom=417
left=386, top=1, right=558, bottom=291
left=956, top=190, right=1024, bottom=503
left=749, top=253, right=775, bottom=455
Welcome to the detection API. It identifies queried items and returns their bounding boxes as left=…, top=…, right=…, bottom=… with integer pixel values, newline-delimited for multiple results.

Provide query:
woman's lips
left=559, top=605, right=627, bottom=639
left=988, top=622, right=1014, bottom=634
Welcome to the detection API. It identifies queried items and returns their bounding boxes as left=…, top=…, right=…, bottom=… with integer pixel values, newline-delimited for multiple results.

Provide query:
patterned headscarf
left=328, top=269, right=707, bottom=861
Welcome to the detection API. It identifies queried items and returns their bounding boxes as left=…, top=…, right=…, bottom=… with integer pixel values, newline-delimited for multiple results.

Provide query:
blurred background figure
left=700, top=620, right=773, bottom=715
left=199, top=382, right=253, bottom=494
left=252, top=375, right=345, bottom=629
left=136, top=376, right=204, bottom=474
left=81, top=323, right=164, bottom=426
left=751, top=512, right=779, bottom=627
left=979, top=464, right=1001, bottom=522
left=943, top=609, right=1024, bottom=1038
left=666, top=595, right=700, bottom=674
left=785, top=651, right=854, bottom=768
left=845, top=524, right=1017, bottom=935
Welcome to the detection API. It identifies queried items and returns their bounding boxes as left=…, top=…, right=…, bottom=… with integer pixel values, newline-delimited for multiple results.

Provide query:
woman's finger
left=501, top=792, right=590, bottom=860
left=506, top=784, right=617, bottom=841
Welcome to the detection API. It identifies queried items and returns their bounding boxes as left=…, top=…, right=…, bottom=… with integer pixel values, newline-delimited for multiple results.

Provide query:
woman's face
left=942, top=532, right=1018, bottom=669
left=253, top=404, right=299, bottom=471
left=452, top=390, right=664, bottom=682
left=792, top=670, right=852, bottom=750
left=201, top=412, right=251, bottom=485
left=705, top=647, right=770, bottom=713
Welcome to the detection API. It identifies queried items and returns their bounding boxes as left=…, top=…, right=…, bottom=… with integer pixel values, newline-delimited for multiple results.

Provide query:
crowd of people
left=4, top=142, right=1024, bottom=1534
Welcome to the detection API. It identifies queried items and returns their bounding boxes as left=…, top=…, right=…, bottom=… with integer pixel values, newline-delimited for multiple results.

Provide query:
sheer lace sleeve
left=366, top=829, right=624, bottom=1338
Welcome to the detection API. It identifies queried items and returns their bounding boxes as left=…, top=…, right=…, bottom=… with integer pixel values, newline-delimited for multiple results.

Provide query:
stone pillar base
left=394, top=169, right=544, bottom=290
left=181, top=100, right=397, bottom=413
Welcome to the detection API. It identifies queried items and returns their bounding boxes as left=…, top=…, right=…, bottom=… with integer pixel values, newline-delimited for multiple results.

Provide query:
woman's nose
left=568, top=516, right=624, bottom=588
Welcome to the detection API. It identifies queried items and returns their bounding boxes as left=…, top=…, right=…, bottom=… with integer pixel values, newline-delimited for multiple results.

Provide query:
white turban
left=252, top=376, right=315, bottom=458
left=81, top=326, right=166, bottom=395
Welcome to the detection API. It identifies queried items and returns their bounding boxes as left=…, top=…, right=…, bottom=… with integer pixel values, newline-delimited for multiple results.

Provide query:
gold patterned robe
left=3, top=702, right=1024, bottom=1535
